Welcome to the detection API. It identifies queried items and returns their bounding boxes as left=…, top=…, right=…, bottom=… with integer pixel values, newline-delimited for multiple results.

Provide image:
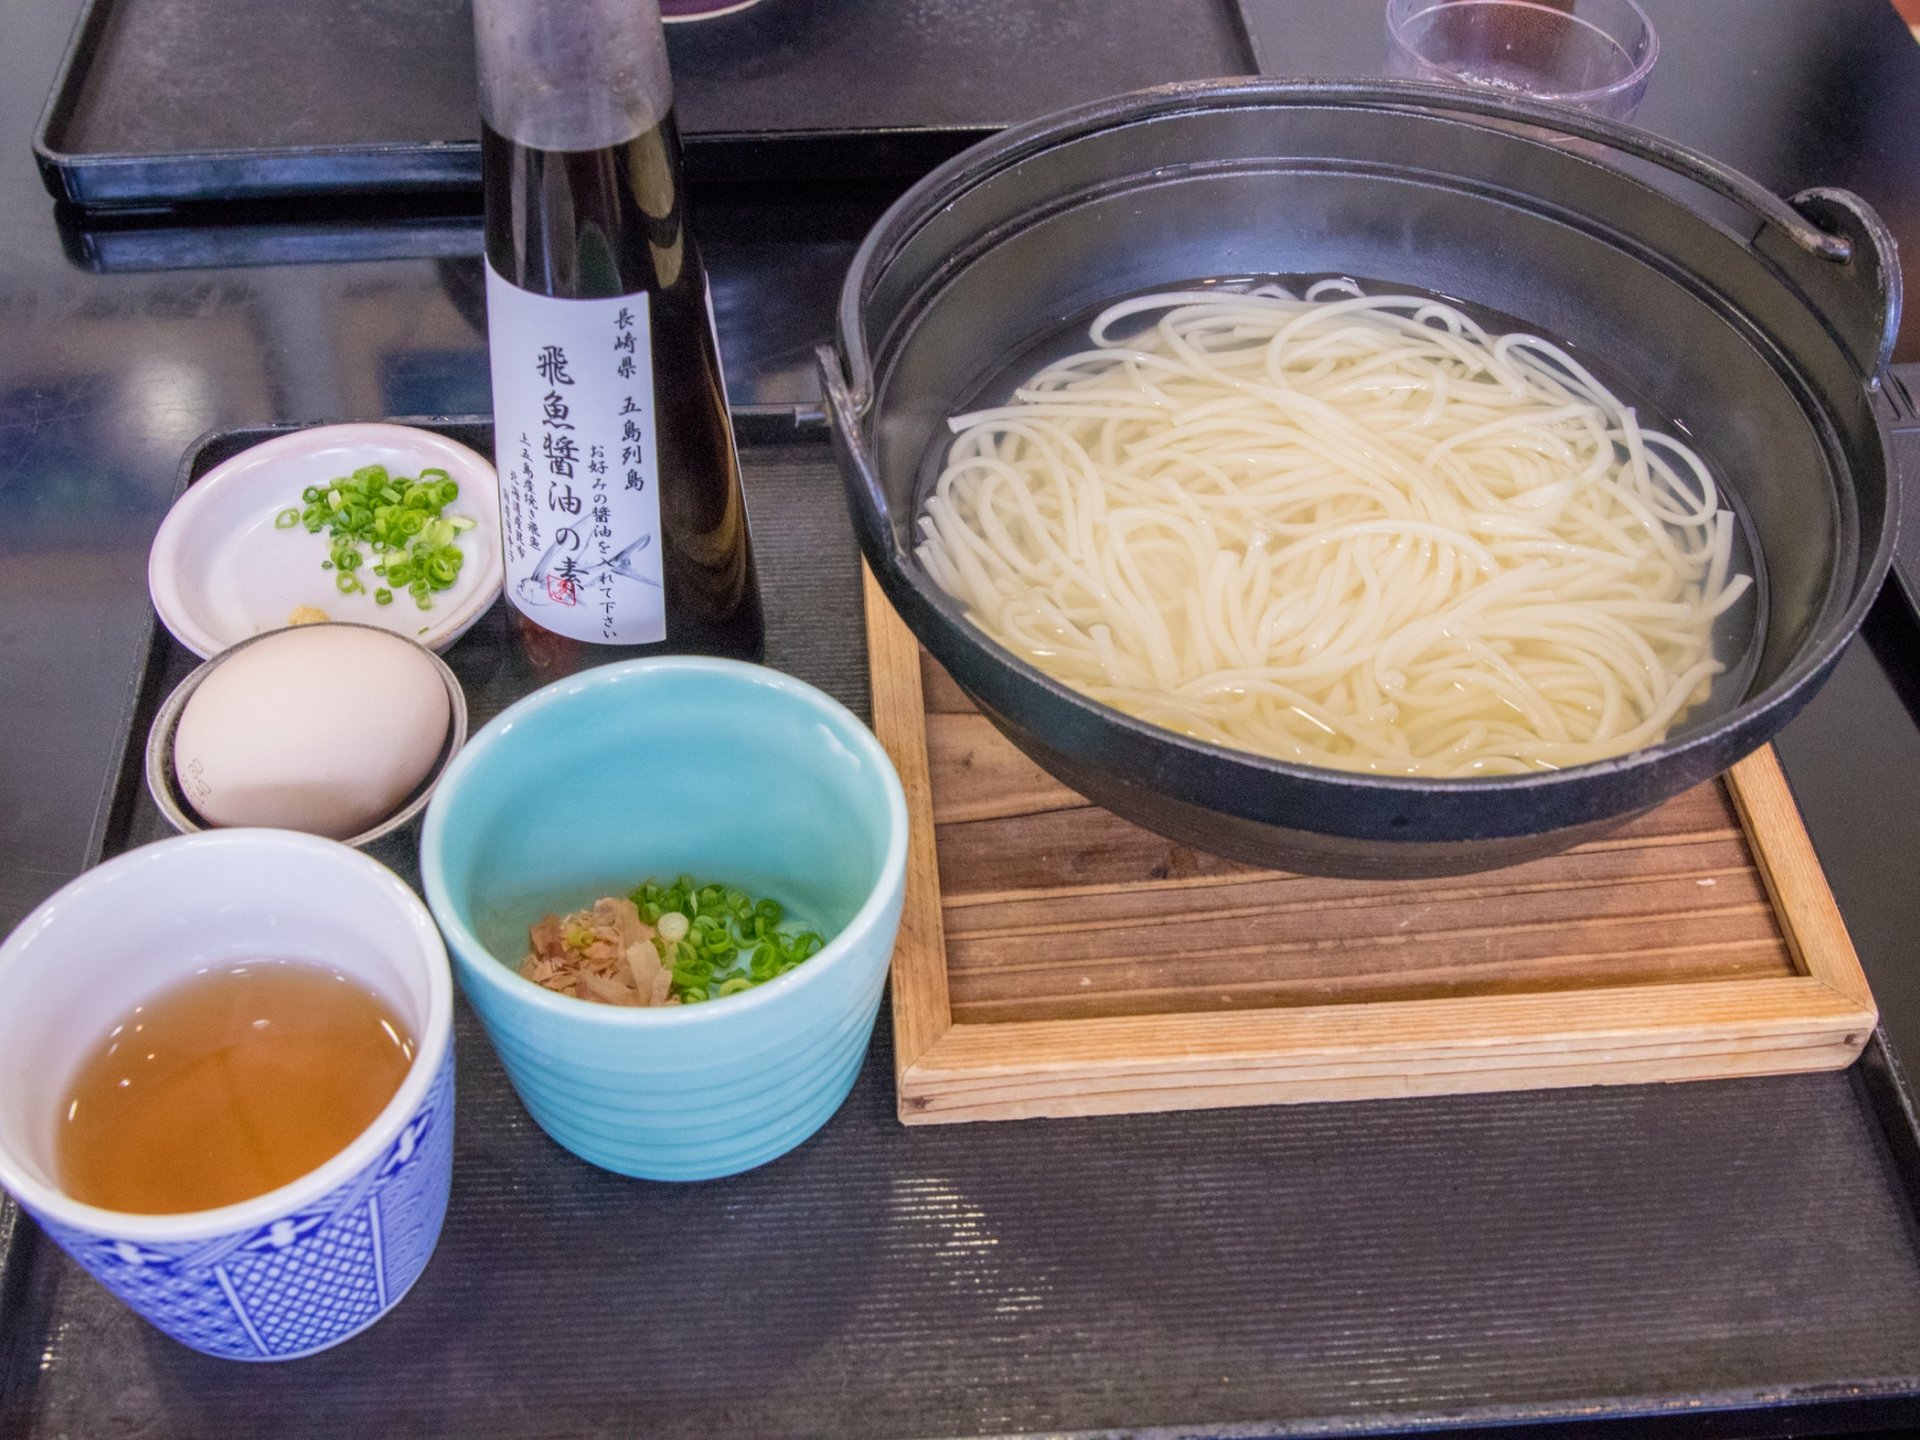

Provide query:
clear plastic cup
left=1385, top=0, right=1658, bottom=121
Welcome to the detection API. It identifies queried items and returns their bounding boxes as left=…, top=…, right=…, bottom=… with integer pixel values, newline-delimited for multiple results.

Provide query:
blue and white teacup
left=0, top=829, right=455, bottom=1361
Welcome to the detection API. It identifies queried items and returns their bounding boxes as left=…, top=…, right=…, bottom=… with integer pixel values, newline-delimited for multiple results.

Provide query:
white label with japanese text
left=485, top=264, right=665, bottom=643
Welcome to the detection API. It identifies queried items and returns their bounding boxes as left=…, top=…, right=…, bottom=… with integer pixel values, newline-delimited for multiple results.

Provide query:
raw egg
left=172, top=625, right=452, bottom=840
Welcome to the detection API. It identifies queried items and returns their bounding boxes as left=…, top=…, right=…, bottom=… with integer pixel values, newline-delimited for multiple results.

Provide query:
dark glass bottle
left=477, top=2, right=762, bottom=668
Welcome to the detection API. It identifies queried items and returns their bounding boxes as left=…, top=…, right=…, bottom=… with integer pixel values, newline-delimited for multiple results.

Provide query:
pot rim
left=836, top=77, right=1886, bottom=403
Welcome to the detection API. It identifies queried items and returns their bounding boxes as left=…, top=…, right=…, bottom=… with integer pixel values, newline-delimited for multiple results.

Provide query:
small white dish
left=149, top=423, right=504, bottom=658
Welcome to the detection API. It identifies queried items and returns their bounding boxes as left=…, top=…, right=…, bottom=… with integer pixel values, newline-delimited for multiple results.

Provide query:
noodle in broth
left=915, top=281, right=1753, bottom=777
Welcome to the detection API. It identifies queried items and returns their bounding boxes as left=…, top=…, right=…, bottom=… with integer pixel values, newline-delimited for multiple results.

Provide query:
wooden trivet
left=864, top=571, right=1876, bottom=1124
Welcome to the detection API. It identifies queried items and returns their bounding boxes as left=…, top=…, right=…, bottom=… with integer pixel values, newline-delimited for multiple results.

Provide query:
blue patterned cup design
left=0, top=830, right=456, bottom=1361
left=421, top=658, right=908, bottom=1181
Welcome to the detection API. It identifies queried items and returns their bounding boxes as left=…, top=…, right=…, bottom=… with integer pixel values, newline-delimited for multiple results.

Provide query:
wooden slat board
left=865, top=570, right=1876, bottom=1125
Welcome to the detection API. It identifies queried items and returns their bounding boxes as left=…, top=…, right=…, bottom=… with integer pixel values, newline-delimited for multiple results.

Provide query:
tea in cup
left=0, top=829, right=455, bottom=1360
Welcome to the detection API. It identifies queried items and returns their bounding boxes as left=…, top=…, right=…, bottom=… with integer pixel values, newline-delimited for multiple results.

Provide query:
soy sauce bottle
left=476, top=0, right=763, bottom=666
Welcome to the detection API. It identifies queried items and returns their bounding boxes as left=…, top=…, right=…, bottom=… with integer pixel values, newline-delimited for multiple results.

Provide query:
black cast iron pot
left=819, top=79, right=1901, bottom=879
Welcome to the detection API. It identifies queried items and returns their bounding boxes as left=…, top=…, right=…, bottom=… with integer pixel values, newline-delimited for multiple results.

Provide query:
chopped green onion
left=626, top=876, right=826, bottom=1005
left=279, top=464, right=472, bottom=612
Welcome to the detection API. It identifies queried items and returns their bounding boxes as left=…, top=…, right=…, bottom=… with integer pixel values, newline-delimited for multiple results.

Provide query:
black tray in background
left=5, top=417, right=1920, bottom=1439
left=1887, top=373, right=1920, bottom=625
left=33, top=0, right=1255, bottom=208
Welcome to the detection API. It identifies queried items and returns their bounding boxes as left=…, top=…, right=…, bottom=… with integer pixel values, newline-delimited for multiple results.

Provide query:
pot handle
left=816, top=342, right=908, bottom=565
left=1381, top=83, right=1901, bottom=381
left=1781, top=186, right=1904, bottom=383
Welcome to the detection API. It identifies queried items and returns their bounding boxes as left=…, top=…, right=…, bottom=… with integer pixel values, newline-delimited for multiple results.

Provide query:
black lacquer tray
left=33, top=0, right=1254, bottom=208
left=6, top=417, right=1920, bottom=1438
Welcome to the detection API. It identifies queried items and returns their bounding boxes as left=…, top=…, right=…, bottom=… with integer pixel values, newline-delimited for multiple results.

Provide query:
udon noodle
left=916, top=281, right=1753, bottom=777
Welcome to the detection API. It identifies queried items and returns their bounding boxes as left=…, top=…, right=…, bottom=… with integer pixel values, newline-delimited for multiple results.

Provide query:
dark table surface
left=6, top=1, right=1920, bottom=1437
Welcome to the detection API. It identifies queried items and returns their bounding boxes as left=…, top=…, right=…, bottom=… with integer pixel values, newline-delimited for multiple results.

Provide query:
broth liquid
left=55, top=960, right=415, bottom=1215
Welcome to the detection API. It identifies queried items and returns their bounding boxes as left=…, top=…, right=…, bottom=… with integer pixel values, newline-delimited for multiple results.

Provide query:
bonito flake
left=519, top=896, right=677, bottom=1007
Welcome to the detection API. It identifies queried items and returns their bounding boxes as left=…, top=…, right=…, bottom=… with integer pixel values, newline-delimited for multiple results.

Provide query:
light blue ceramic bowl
left=420, top=658, right=907, bottom=1181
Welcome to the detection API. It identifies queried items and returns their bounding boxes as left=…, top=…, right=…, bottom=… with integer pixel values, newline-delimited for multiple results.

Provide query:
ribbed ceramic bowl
left=419, top=659, right=907, bottom=1181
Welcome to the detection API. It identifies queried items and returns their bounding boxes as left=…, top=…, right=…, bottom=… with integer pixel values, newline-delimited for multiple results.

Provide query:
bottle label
left=485, top=262, right=666, bottom=643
